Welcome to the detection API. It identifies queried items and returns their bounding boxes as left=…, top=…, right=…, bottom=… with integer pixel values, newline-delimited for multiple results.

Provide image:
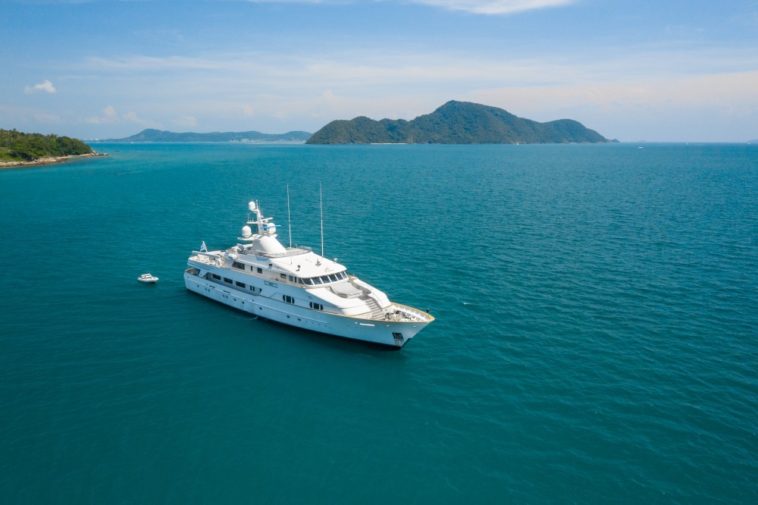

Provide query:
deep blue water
left=1, top=143, right=756, bottom=504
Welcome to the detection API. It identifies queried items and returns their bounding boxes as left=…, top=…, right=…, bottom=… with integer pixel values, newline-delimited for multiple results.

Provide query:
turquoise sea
left=1, top=143, right=756, bottom=504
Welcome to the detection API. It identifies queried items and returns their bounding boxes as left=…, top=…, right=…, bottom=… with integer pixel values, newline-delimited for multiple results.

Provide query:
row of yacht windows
left=209, top=273, right=260, bottom=293
left=276, top=270, right=348, bottom=286
left=210, top=272, right=325, bottom=309
left=225, top=261, right=349, bottom=286
left=238, top=261, right=348, bottom=286
left=300, top=271, right=348, bottom=285
left=283, top=296, right=324, bottom=311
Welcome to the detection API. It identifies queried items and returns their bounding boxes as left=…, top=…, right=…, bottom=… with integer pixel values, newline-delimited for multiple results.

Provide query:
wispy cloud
left=245, top=0, right=574, bottom=15
left=85, top=105, right=146, bottom=125
left=469, top=70, right=758, bottom=139
left=22, top=41, right=758, bottom=140
left=24, top=80, right=57, bottom=94
left=85, top=105, right=118, bottom=124
left=78, top=45, right=758, bottom=92
left=410, top=0, right=574, bottom=15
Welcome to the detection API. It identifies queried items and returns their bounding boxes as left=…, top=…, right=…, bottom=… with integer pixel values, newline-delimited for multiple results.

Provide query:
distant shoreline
left=0, top=152, right=107, bottom=170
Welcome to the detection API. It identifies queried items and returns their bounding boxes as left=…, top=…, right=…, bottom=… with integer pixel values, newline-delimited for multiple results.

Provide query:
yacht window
left=280, top=273, right=286, bottom=280
left=288, top=275, right=295, bottom=282
left=256, top=267, right=263, bottom=274
left=298, top=278, right=304, bottom=284
left=304, top=278, right=313, bottom=285
left=321, top=275, right=330, bottom=284
left=232, top=261, right=245, bottom=270
left=339, top=272, right=347, bottom=280
left=282, top=295, right=295, bottom=304
left=309, top=302, right=324, bottom=311
left=211, top=274, right=221, bottom=280
left=328, top=274, right=338, bottom=282
left=313, top=277, right=323, bottom=285
left=235, top=281, right=245, bottom=288
left=224, top=277, right=232, bottom=283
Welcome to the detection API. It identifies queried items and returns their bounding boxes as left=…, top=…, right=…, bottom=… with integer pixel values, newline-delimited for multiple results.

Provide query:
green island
left=0, top=129, right=94, bottom=165
left=307, top=100, right=612, bottom=144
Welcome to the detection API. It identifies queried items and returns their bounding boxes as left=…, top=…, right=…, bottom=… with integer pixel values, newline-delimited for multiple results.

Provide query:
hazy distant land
left=307, top=101, right=612, bottom=144
left=102, top=129, right=311, bottom=143
left=2, top=101, right=615, bottom=170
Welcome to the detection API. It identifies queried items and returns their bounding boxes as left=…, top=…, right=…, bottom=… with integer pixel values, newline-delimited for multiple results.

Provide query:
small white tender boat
left=138, top=273, right=159, bottom=284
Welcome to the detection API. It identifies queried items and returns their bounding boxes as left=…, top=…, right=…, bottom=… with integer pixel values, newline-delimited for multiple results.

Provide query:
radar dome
left=248, top=201, right=257, bottom=212
left=267, top=224, right=277, bottom=235
left=241, top=225, right=252, bottom=238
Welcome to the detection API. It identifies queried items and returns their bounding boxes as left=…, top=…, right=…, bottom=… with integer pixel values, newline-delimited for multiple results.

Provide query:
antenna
left=319, top=182, right=324, bottom=257
left=286, top=184, right=292, bottom=247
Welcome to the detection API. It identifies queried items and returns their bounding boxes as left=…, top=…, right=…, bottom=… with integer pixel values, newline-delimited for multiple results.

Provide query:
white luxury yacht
left=184, top=200, right=433, bottom=347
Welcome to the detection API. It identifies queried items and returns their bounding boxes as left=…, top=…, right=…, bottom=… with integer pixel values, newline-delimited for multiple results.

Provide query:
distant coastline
left=102, top=128, right=311, bottom=143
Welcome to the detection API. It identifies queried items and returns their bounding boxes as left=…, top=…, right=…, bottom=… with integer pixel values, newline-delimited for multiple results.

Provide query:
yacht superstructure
left=184, top=200, right=433, bottom=347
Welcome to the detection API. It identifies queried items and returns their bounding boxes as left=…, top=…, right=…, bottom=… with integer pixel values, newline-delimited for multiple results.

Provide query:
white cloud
left=122, top=110, right=148, bottom=125
left=64, top=44, right=758, bottom=140
left=24, top=80, right=57, bottom=94
left=410, top=0, right=574, bottom=15
left=86, top=105, right=118, bottom=124
left=85, top=105, right=145, bottom=125
left=469, top=71, right=758, bottom=140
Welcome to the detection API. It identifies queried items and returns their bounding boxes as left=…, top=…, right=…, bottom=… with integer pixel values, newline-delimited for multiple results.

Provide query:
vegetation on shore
left=0, top=129, right=93, bottom=162
left=307, top=101, right=612, bottom=144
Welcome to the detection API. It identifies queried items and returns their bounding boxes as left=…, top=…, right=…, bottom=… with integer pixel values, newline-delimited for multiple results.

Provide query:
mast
left=319, top=183, right=324, bottom=257
left=286, top=184, right=292, bottom=247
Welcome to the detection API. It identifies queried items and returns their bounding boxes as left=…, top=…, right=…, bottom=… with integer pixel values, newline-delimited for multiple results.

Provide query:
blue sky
left=1, top=0, right=757, bottom=141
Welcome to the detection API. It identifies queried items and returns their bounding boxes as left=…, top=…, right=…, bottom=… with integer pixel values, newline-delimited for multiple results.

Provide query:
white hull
left=184, top=271, right=429, bottom=347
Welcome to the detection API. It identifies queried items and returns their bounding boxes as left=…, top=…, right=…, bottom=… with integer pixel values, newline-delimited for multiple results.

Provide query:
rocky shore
left=0, top=152, right=107, bottom=170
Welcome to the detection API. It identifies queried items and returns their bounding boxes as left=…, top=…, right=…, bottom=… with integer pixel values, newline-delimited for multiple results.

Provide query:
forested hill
left=0, top=129, right=93, bottom=162
left=307, top=101, right=611, bottom=144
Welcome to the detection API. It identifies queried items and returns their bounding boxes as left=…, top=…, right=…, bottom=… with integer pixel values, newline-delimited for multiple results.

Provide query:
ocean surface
left=1, top=143, right=756, bottom=504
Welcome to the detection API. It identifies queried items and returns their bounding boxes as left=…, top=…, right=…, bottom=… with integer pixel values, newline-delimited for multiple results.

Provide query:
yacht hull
left=184, top=272, right=428, bottom=347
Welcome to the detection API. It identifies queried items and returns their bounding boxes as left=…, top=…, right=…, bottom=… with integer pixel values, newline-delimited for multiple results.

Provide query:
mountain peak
left=435, top=100, right=484, bottom=112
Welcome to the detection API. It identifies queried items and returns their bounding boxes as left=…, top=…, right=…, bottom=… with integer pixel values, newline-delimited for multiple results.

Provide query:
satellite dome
left=241, top=225, right=252, bottom=238
left=256, top=235, right=287, bottom=255
left=267, top=224, right=277, bottom=235
left=248, top=201, right=257, bottom=212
